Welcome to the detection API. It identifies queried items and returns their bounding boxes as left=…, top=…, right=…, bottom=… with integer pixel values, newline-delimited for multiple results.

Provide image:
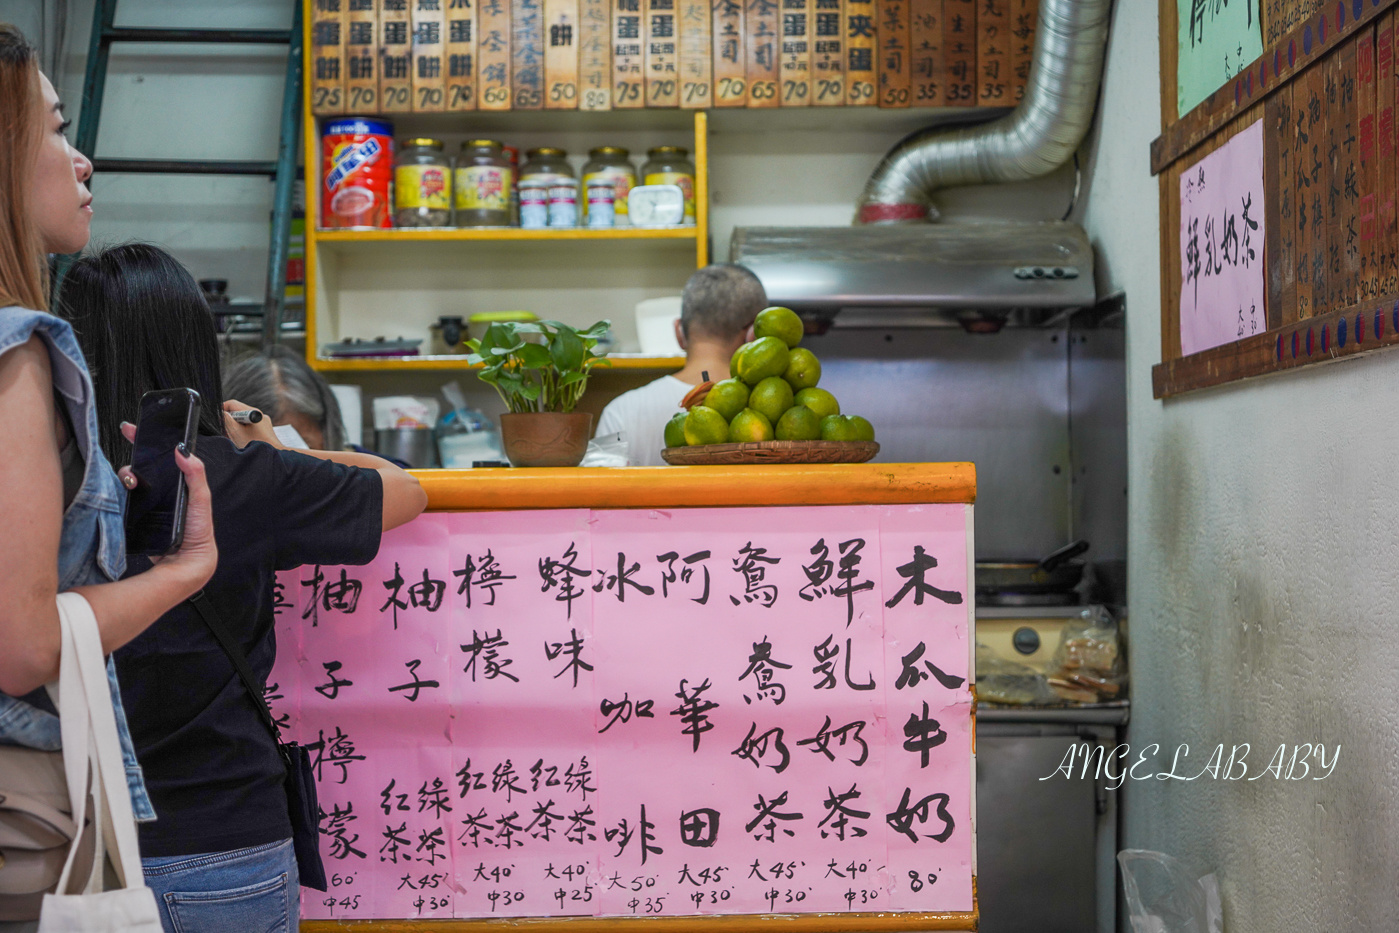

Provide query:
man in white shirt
left=598, top=264, right=768, bottom=466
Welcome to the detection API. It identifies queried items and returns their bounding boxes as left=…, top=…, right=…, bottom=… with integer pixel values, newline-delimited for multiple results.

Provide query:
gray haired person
left=223, top=345, right=347, bottom=450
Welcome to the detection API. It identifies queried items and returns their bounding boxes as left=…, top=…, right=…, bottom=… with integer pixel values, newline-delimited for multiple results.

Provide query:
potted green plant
left=466, top=319, right=611, bottom=467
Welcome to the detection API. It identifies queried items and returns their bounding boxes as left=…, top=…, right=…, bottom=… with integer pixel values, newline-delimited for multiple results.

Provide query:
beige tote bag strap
left=50, top=593, right=146, bottom=895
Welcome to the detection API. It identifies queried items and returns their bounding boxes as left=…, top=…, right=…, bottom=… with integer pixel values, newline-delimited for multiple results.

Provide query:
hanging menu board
left=1153, top=0, right=1399, bottom=396
left=271, top=505, right=975, bottom=924
left=308, top=0, right=1038, bottom=111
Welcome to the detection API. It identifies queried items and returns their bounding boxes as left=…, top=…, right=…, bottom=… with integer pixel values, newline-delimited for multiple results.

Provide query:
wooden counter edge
left=412, top=463, right=977, bottom=511
left=301, top=900, right=978, bottom=931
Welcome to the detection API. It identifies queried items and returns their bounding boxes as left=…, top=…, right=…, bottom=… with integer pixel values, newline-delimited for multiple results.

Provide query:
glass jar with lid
left=640, top=146, right=696, bottom=225
left=453, top=139, right=513, bottom=227
left=394, top=138, right=452, bottom=228
left=581, top=146, right=637, bottom=226
left=521, top=147, right=574, bottom=186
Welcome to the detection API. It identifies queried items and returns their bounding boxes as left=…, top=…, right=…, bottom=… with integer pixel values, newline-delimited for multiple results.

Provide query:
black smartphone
left=126, top=388, right=200, bottom=556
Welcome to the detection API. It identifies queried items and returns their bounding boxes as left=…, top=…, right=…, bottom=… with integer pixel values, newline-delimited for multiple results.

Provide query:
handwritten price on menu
left=270, top=504, right=974, bottom=920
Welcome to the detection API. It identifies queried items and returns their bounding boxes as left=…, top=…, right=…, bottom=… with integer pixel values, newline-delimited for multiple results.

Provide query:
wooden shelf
left=314, top=225, right=696, bottom=244
left=311, top=353, right=684, bottom=373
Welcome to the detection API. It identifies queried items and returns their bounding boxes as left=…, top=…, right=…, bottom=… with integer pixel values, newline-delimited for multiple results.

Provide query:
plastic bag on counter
left=1044, top=606, right=1127, bottom=703
left=1118, top=850, right=1224, bottom=933
left=974, top=649, right=1063, bottom=706
left=581, top=432, right=629, bottom=468
left=373, top=395, right=439, bottom=430
left=436, top=380, right=504, bottom=467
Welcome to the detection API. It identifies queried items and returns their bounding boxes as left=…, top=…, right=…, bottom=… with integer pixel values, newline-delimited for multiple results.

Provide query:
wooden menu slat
left=512, top=0, right=546, bottom=108
left=975, top=0, right=1008, bottom=105
left=647, top=0, right=682, bottom=105
left=811, top=0, right=844, bottom=104
left=379, top=0, right=413, bottom=111
left=779, top=0, right=813, bottom=105
left=614, top=0, right=645, bottom=106
left=844, top=0, right=876, bottom=104
left=1010, top=0, right=1035, bottom=103
left=942, top=0, right=975, bottom=105
left=411, top=0, right=447, bottom=110
left=878, top=0, right=910, bottom=106
left=1357, top=26, right=1378, bottom=302
left=713, top=0, right=748, bottom=105
left=544, top=0, right=581, bottom=107
left=746, top=0, right=781, bottom=106
left=346, top=0, right=379, bottom=112
left=1264, top=85, right=1296, bottom=328
left=478, top=0, right=513, bottom=108
left=1378, top=13, right=1397, bottom=295
left=578, top=0, right=612, bottom=107
left=311, top=0, right=346, bottom=114
left=445, top=0, right=478, bottom=109
left=680, top=0, right=714, bottom=106
left=909, top=0, right=940, bottom=105
left=1327, top=40, right=1356, bottom=310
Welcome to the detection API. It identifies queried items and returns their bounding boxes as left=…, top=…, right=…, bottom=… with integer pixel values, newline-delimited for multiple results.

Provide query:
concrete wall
left=1077, top=0, right=1399, bottom=926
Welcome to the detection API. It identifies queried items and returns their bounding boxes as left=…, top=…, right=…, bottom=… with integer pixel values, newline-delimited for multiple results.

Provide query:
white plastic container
left=634, top=296, right=684, bottom=355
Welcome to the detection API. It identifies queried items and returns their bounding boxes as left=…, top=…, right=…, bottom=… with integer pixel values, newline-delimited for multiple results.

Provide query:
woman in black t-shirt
left=60, top=244, right=427, bottom=933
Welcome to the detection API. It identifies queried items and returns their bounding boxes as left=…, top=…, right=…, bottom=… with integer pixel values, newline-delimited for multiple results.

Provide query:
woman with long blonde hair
left=0, top=23, right=218, bottom=925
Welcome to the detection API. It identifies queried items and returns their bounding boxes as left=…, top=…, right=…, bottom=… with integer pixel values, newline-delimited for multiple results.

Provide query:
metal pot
left=976, top=540, right=1089, bottom=596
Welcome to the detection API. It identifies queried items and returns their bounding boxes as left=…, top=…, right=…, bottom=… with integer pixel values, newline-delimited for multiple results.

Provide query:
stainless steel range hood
left=730, top=221, right=1095, bottom=324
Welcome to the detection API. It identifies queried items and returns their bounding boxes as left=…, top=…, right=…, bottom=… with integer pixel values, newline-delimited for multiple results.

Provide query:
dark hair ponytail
left=58, top=243, right=227, bottom=468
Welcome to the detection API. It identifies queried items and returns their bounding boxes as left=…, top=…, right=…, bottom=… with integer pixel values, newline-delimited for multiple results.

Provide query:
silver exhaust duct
left=855, top=0, right=1112, bottom=224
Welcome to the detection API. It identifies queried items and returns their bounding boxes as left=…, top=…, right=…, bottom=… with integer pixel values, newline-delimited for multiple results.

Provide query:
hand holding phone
left=126, top=388, right=200, bottom=555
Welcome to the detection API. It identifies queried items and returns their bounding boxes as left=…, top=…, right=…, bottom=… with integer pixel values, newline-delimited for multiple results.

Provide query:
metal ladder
left=72, top=0, right=303, bottom=348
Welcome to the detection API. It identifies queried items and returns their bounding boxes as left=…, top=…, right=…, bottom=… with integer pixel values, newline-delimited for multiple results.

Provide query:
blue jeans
left=142, top=838, right=299, bottom=933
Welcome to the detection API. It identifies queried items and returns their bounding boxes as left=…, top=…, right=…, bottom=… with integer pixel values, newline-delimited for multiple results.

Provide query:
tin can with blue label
left=322, top=117, right=394, bottom=229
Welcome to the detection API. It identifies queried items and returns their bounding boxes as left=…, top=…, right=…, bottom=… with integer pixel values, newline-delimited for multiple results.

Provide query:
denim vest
left=0, top=306, right=155, bottom=822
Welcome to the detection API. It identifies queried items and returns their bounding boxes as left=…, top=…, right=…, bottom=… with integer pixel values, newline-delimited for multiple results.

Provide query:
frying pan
left=975, top=540, right=1090, bottom=596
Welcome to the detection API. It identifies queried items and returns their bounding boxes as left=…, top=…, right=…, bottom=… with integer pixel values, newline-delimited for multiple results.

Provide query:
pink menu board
left=266, top=504, right=975, bottom=921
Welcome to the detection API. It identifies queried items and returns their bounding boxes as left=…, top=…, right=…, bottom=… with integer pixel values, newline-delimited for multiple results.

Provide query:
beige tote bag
left=35, top=593, right=161, bottom=933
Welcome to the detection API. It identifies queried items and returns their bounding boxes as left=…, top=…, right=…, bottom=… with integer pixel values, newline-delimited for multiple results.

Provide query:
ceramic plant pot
left=499, top=412, right=593, bottom=468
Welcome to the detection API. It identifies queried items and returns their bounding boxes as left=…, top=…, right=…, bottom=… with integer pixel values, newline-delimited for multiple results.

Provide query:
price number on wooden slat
left=549, top=82, right=578, bottom=102
left=750, top=79, right=777, bottom=101
left=782, top=81, right=808, bottom=102
left=383, top=85, right=411, bottom=109
left=648, top=79, right=677, bottom=102
left=348, top=86, right=378, bottom=110
left=616, top=80, right=644, bottom=104
left=848, top=79, right=874, bottom=102
left=313, top=86, right=344, bottom=111
left=449, top=84, right=475, bottom=107
left=417, top=86, right=445, bottom=109
left=515, top=87, right=543, bottom=107
left=582, top=87, right=611, bottom=108
left=716, top=75, right=746, bottom=103
left=482, top=85, right=511, bottom=105
left=945, top=81, right=973, bottom=102
left=815, top=77, right=844, bottom=102
left=880, top=85, right=909, bottom=105
left=681, top=81, right=709, bottom=104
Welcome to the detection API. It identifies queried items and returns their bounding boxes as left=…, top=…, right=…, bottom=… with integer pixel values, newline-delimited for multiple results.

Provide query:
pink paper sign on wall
left=1179, top=118, right=1267, bottom=357
left=270, top=504, right=975, bottom=921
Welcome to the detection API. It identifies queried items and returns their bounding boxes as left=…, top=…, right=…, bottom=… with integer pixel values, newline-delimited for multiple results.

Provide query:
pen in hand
left=229, top=409, right=264, bottom=424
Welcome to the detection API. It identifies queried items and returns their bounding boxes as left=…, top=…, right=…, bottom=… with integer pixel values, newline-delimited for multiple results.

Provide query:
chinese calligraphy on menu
left=268, top=504, right=975, bottom=920
left=1179, top=118, right=1267, bottom=356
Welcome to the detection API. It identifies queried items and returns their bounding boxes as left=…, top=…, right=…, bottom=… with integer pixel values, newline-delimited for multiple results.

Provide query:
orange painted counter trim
left=414, top=463, right=976, bottom=512
left=302, top=897, right=977, bottom=932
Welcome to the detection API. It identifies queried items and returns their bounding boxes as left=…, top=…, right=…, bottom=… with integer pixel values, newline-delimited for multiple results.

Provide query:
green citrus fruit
left=775, top=405, right=822, bottom=440
left=704, top=378, right=749, bottom=421
left=664, top=411, right=689, bottom=448
left=728, top=408, right=774, bottom=442
left=783, top=347, right=821, bottom=390
left=847, top=415, right=876, bottom=442
left=729, top=345, right=742, bottom=378
left=735, top=336, right=791, bottom=386
left=683, top=406, right=730, bottom=446
left=753, top=306, right=804, bottom=349
left=749, top=376, right=795, bottom=424
left=820, top=414, right=859, bottom=441
left=795, top=387, right=840, bottom=419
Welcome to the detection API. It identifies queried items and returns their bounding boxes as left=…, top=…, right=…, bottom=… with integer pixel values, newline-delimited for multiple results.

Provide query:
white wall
left=1078, top=0, right=1399, bottom=926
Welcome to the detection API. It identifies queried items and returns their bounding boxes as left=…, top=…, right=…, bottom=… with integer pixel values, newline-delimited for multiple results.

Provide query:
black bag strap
left=187, top=590, right=285, bottom=748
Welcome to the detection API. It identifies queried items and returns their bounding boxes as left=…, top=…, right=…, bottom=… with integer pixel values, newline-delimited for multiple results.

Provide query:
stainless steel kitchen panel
left=803, top=327, right=1071, bottom=560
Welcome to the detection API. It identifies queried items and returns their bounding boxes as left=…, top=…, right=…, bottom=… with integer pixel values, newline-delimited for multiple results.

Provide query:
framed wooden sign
left=1153, top=0, right=1399, bottom=397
